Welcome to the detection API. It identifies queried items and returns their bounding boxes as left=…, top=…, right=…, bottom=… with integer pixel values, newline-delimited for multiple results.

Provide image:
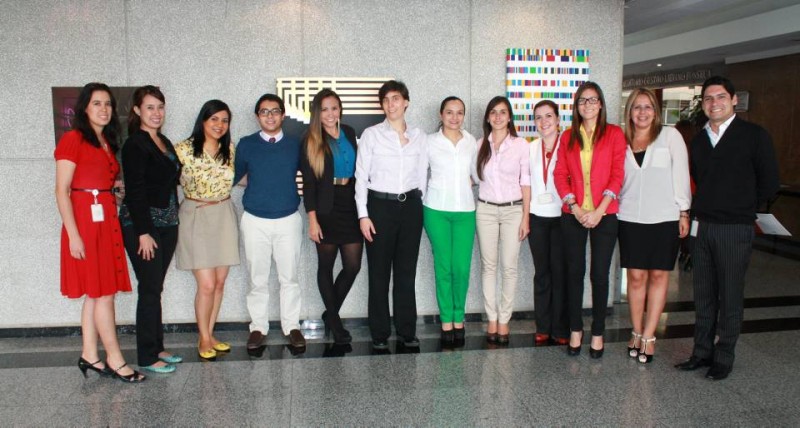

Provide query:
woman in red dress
left=54, top=82, right=145, bottom=383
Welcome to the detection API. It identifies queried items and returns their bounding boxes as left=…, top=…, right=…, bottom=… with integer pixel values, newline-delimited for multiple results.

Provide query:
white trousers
left=241, top=211, right=302, bottom=335
left=476, top=202, right=523, bottom=323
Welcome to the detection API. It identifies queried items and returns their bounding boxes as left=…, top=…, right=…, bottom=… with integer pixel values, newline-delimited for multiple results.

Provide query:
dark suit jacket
left=300, top=124, right=358, bottom=215
left=690, top=116, right=780, bottom=224
left=121, top=129, right=181, bottom=235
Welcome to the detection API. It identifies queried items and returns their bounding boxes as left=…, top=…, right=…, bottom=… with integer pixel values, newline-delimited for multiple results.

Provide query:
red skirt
left=60, top=192, right=131, bottom=298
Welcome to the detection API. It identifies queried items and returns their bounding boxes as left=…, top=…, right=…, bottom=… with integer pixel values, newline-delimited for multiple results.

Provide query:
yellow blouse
left=175, top=139, right=235, bottom=200
left=579, top=126, right=595, bottom=211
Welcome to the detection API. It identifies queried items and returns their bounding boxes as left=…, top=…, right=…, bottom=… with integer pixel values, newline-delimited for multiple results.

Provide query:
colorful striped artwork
left=506, top=48, right=590, bottom=141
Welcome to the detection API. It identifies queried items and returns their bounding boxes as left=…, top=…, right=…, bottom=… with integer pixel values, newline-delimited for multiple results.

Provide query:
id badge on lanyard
left=90, top=189, right=105, bottom=222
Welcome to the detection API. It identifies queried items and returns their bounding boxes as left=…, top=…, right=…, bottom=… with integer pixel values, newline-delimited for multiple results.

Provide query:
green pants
left=423, top=206, right=476, bottom=323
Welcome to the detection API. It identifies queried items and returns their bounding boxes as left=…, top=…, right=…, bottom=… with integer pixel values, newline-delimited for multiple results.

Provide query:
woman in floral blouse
left=175, top=100, right=240, bottom=360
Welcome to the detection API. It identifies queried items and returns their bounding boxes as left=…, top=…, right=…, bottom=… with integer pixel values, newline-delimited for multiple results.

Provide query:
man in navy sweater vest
left=675, top=76, right=779, bottom=380
left=234, top=94, right=306, bottom=350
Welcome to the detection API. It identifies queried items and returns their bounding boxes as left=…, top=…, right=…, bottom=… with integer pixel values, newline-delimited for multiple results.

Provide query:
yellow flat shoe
left=212, top=342, right=231, bottom=352
left=198, top=348, right=217, bottom=360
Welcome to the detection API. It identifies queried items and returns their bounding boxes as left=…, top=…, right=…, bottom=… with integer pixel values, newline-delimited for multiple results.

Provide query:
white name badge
left=90, top=189, right=104, bottom=222
left=537, top=193, right=555, bottom=204
left=91, top=204, right=105, bottom=222
left=690, top=220, right=699, bottom=237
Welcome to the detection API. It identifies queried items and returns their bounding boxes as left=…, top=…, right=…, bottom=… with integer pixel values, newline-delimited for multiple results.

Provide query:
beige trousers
left=476, top=202, right=523, bottom=323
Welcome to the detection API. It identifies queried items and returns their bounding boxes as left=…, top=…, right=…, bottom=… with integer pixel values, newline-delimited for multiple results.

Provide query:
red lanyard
left=541, top=140, right=555, bottom=185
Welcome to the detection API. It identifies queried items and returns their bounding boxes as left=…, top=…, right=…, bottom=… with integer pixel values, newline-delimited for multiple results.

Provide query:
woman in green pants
left=423, top=96, right=478, bottom=345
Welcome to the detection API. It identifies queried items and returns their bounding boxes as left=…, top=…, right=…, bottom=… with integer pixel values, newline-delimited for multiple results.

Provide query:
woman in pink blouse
left=475, top=96, right=531, bottom=344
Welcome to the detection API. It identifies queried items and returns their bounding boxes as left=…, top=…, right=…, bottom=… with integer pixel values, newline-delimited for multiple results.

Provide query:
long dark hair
left=128, top=85, right=165, bottom=135
left=305, top=89, right=342, bottom=179
left=188, top=100, right=232, bottom=165
left=72, top=82, right=121, bottom=153
left=476, top=96, right=517, bottom=180
left=568, top=81, right=607, bottom=150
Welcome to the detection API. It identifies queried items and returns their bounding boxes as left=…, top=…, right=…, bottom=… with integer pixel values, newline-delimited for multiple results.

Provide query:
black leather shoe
left=441, top=330, right=454, bottom=343
left=402, top=336, right=420, bottom=347
left=372, top=339, right=389, bottom=350
left=705, top=363, right=732, bottom=381
left=589, top=347, right=604, bottom=359
left=674, top=356, right=712, bottom=371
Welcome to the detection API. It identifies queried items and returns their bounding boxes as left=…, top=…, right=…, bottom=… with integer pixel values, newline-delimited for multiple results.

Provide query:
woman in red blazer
left=553, top=81, right=626, bottom=358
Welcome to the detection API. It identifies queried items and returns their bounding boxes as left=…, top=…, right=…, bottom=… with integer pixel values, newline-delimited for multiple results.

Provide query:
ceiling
left=623, top=0, right=800, bottom=76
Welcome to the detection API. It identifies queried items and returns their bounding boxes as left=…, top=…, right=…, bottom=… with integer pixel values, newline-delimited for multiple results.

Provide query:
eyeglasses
left=577, top=97, right=600, bottom=106
left=632, top=105, right=654, bottom=112
left=258, top=108, right=283, bottom=117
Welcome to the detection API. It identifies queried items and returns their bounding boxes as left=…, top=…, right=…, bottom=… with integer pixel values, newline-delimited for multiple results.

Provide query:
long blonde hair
left=305, top=89, right=342, bottom=179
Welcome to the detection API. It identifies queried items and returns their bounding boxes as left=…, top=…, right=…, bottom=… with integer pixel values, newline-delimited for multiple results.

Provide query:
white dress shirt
left=423, top=129, right=478, bottom=212
left=259, top=130, right=284, bottom=142
left=355, top=119, right=428, bottom=218
left=618, top=126, right=691, bottom=224
left=528, top=136, right=562, bottom=217
left=704, top=113, right=736, bottom=147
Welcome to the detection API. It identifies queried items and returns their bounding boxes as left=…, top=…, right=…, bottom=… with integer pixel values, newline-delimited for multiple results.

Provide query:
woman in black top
left=120, top=85, right=182, bottom=373
left=300, top=89, right=362, bottom=345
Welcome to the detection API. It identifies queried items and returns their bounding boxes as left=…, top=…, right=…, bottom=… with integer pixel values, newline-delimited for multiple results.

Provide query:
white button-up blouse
left=423, top=129, right=479, bottom=212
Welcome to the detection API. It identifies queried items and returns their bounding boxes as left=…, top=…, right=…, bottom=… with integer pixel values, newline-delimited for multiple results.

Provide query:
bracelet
left=568, top=202, right=577, bottom=211
left=679, top=213, right=690, bottom=219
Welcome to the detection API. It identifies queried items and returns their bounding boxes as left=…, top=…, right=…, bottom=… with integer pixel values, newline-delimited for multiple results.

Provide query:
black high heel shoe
left=628, top=332, right=642, bottom=358
left=108, top=363, right=146, bottom=383
left=325, top=311, right=352, bottom=345
left=78, top=358, right=110, bottom=378
left=638, top=337, right=655, bottom=364
left=567, top=332, right=582, bottom=356
left=321, top=311, right=331, bottom=337
left=589, top=335, right=604, bottom=359
left=453, top=326, right=465, bottom=342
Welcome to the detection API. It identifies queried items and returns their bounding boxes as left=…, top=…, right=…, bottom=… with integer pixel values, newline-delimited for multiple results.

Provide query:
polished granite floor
left=1, top=250, right=799, bottom=427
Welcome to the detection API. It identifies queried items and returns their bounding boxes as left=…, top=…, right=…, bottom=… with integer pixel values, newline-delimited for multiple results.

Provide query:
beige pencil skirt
left=176, top=197, right=240, bottom=270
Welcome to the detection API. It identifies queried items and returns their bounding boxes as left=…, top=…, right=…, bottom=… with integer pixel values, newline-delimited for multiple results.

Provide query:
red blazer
left=553, top=124, right=626, bottom=214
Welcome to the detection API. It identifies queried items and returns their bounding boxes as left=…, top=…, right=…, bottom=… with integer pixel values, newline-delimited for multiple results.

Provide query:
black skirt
left=317, top=183, right=363, bottom=245
left=618, top=220, right=680, bottom=270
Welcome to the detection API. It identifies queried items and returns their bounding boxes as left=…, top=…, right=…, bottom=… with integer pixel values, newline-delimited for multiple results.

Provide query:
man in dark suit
left=675, top=76, right=780, bottom=380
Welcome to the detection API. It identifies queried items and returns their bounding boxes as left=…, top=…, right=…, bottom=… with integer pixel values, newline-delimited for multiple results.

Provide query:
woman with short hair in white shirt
left=424, top=96, right=478, bottom=345
left=619, top=88, right=691, bottom=363
left=527, top=100, right=569, bottom=347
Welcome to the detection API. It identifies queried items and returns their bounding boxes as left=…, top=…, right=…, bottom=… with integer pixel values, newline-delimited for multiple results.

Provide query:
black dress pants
left=527, top=214, right=568, bottom=339
left=691, top=222, right=754, bottom=367
left=365, top=195, right=423, bottom=341
left=561, top=213, right=618, bottom=336
left=123, top=225, right=178, bottom=366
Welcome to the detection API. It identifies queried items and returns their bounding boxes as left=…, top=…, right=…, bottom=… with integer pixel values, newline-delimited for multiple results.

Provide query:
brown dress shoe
left=247, top=331, right=265, bottom=349
left=287, top=329, right=306, bottom=348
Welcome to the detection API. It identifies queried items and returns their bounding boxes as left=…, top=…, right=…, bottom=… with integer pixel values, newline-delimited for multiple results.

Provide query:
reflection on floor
left=1, top=250, right=798, bottom=426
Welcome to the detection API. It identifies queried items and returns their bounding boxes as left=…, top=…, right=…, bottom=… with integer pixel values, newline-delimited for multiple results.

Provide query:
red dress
left=55, top=130, right=131, bottom=298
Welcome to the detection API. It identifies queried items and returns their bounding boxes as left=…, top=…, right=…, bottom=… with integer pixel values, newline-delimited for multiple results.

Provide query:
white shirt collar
left=704, top=114, right=735, bottom=146
left=259, top=130, right=284, bottom=143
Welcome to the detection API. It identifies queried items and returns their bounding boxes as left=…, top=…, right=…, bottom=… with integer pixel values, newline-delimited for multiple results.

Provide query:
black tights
left=316, top=242, right=363, bottom=327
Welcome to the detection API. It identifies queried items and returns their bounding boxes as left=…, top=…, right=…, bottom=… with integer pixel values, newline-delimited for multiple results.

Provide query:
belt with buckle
left=368, top=189, right=421, bottom=202
left=185, top=196, right=231, bottom=209
left=71, top=188, right=112, bottom=193
left=333, top=177, right=351, bottom=186
left=478, top=198, right=523, bottom=207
